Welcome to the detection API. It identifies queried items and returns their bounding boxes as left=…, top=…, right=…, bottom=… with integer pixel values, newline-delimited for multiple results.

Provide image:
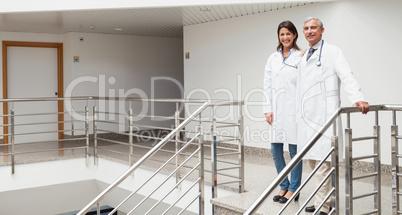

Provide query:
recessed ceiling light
left=90, top=26, right=95, bottom=30
left=114, top=28, right=123, bottom=31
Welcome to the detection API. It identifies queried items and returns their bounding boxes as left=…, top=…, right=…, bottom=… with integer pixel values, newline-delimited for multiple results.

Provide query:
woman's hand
left=300, top=49, right=307, bottom=56
left=265, top=112, right=274, bottom=125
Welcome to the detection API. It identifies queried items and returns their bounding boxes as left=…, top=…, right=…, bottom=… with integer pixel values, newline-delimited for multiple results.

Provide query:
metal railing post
left=175, top=102, right=182, bottom=189
left=71, top=111, right=75, bottom=137
left=374, top=111, right=381, bottom=214
left=238, top=104, right=245, bottom=193
left=345, top=112, right=353, bottom=215
left=211, top=106, right=218, bottom=205
left=85, top=106, right=89, bottom=165
left=129, top=107, right=133, bottom=166
left=198, top=124, right=205, bottom=215
left=331, top=121, right=340, bottom=214
left=392, top=110, right=399, bottom=215
left=93, top=106, right=98, bottom=165
left=97, top=202, right=100, bottom=215
left=10, top=109, right=15, bottom=174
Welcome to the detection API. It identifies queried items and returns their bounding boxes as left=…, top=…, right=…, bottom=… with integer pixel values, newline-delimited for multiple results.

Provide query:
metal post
left=71, top=111, right=75, bottom=137
left=198, top=124, right=205, bottom=215
left=345, top=127, right=353, bottom=215
left=238, top=104, right=245, bottom=193
left=10, top=109, right=15, bottom=174
left=175, top=103, right=182, bottom=188
left=85, top=106, right=89, bottom=165
left=392, top=110, right=399, bottom=215
left=374, top=111, right=381, bottom=214
left=93, top=106, right=98, bottom=165
left=129, top=107, right=133, bottom=166
left=97, top=202, right=100, bottom=215
left=331, top=121, right=339, bottom=214
left=211, top=107, right=217, bottom=215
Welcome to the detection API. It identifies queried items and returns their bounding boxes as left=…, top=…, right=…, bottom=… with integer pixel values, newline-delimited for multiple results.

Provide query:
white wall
left=64, top=32, right=184, bottom=133
left=183, top=0, right=402, bottom=164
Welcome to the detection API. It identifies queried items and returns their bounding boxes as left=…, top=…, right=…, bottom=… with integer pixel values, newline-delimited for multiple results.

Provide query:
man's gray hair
left=304, top=17, right=324, bottom=29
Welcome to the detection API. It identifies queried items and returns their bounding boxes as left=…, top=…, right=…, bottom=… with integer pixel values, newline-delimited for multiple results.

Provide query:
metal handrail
left=244, top=104, right=392, bottom=214
left=77, top=102, right=209, bottom=215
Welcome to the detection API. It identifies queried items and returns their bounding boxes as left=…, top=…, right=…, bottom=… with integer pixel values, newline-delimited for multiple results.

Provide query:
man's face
left=303, top=19, right=324, bottom=47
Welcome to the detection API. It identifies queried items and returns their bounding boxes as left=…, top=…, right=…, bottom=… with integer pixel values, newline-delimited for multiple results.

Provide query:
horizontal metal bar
left=13, top=120, right=75, bottom=127
left=11, top=111, right=71, bottom=117
left=96, top=120, right=122, bottom=125
left=0, top=96, right=93, bottom=103
left=216, top=124, right=240, bottom=128
left=95, top=111, right=127, bottom=116
left=130, top=123, right=175, bottom=131
left=13, top=137, right=87, bottom=146
left=397, top=136, right=402, bottom=139
left=359, top=209, right=378, bottom=215
left=217, top=166, right=241, bottom=171
left=217, top=152, right=241, bottom=157
left=214, top=172, right=241, bottom=179
left=13, top=146, right=87, bottom=155
left=203, top=144, right=239, bottom=151
left=353, top=172, right=378, bottom=180
left=216, top=121, right=240, bottom=125
left=96, top=137, right=129, bottom=146
left=217, top=180, right=241, bottom=186
left=352, top=154, right=378, bottom=161
left=216, top=159, right=240, bottom=166
left=397, top=173, right=402, bottom=177
left=0, top=124, right=11, bottom=127
left=13, top=129, right=83, bottom=136
left=341, top=105, right=385, bottom=113
left=126, top=114, right=175, bottom=120
left=352, top=136, right=377, bottom=142
left=353, top=191, right=378, bottom=200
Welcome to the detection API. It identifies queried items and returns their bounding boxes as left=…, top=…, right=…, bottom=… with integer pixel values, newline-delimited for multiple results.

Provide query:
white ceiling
left=0, top=2, right=318, bottom=38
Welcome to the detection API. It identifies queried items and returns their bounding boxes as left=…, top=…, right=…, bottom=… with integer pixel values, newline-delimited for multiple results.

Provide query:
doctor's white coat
left=296, top=40, right=365, bottom=161
left=263, top=48, right=302, bottom=144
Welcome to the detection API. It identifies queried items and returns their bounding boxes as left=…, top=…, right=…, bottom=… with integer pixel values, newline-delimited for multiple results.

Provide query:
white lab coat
left=296, top=40, right=365, bottom=161
left=263, top=48, right=302, bottom=144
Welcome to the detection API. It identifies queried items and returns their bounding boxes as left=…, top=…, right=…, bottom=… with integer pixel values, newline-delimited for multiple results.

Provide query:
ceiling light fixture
left=114, top=28, right=123, bottom=31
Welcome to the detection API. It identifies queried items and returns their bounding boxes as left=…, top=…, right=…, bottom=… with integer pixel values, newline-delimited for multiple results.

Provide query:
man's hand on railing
left=265, top=112, right=273, bottom=125
left=353, top=101, right=370, bottom=114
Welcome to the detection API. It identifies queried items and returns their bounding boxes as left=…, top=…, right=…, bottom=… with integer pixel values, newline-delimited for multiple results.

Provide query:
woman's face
left=279, top=27, right=295, bottom=50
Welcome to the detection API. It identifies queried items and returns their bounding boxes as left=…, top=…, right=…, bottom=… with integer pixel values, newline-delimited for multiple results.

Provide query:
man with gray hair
left=296, top=17, right=369, bottom=215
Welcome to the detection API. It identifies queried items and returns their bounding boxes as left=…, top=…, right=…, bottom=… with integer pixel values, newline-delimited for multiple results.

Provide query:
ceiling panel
left=0, top=2, right=317, bottom=38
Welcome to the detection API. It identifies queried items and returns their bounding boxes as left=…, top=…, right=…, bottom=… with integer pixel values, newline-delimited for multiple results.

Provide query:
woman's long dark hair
left=276, top=20, right=300, bottom=51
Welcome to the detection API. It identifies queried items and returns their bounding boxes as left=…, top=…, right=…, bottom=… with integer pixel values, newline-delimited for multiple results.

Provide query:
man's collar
left=310, top=40, right=323, bottom=49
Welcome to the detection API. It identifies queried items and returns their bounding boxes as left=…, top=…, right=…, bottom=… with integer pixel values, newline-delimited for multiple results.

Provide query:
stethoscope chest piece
left=315, top=40, right=324, bottom=67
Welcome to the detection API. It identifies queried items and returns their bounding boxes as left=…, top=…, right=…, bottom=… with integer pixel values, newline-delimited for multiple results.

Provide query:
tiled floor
left=0, top=137, right=397, bottom=215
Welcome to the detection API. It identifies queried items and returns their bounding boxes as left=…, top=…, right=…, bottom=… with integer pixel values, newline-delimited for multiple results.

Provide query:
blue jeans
left=271, top=143, right=302, bottom=192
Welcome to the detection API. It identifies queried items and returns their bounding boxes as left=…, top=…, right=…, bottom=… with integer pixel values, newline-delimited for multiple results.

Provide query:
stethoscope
left=315, top=40, right=324, bottom=66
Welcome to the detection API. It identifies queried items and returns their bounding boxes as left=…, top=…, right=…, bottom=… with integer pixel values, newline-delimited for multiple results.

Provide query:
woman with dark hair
left=263, top=20, right=303, bottom=204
